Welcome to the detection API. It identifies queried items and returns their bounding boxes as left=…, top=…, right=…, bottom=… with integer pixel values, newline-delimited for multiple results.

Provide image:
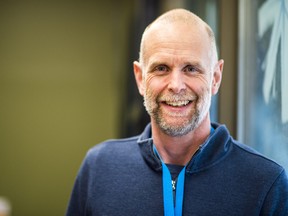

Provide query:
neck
left=152, top=117, right=211, bottom=166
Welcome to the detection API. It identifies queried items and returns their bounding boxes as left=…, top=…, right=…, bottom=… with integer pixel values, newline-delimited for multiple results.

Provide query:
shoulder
left=233, top=140, right=281, bottom=166
left=230, top=139, right=285, bottom=179
left=84, top=135, right=141, bottom=164
left=212, top=123, right=284, bottom=174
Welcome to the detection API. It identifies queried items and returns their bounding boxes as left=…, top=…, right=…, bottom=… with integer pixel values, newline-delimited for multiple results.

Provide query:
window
left=238, top=0, right=288, bottom=169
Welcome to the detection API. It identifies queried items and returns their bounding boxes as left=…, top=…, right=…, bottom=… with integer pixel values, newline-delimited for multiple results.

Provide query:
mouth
left=164, top=100, right=192, bottom=107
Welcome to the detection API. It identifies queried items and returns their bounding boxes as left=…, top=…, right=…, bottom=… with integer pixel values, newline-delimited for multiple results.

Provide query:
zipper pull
left=172, top=180, right=176, bottom=191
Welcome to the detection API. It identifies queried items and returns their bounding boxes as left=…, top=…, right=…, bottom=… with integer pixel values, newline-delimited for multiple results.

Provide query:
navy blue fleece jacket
left=66, top=123, right=288, bottom=215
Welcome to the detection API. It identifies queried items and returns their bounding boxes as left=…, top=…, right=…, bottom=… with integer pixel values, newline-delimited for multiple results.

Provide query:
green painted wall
left=0, top=1, right=133, bottom=215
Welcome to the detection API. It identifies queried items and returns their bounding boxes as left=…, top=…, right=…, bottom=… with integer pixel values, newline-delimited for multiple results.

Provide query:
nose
left=167, top=71, right=186, bottom=93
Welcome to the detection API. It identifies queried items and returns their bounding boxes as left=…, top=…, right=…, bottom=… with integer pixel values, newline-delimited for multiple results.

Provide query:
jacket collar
left=137, top=123, right=232, bottom=174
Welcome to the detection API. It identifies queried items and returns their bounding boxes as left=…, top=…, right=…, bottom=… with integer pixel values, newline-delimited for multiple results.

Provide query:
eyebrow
left=183, top=61, right=205, bottom=72
left=147, top=60, right=205, bottom=72
left=147, top=61, right=167, bottom=72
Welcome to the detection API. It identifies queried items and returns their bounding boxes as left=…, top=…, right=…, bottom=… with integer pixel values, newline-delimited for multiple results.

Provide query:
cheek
left=187, top=76, right=212, bottom=96
left=143, top=76, right=156, bottom=99
left=144, top=74, right=164, bottom=93
left=199, top=86, right=212, bottom=110
left=145, top=83, right=159, bottom=104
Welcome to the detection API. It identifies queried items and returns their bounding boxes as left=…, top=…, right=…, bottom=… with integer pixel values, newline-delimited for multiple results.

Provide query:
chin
left=158, top=117, right=200, bottom=137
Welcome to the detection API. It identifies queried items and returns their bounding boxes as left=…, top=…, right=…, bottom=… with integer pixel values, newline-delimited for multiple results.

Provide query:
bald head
left=139, top=9, right=218, bottom=66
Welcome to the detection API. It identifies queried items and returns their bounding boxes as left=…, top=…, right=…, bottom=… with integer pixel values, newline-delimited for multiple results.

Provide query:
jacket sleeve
left=65, top=150, right=93, bottom=216
left=260, top=169, right=288, bottom=215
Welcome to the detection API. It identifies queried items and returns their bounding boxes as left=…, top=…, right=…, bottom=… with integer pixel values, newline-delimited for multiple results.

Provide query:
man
left=66, top=9, right=288, bottom=215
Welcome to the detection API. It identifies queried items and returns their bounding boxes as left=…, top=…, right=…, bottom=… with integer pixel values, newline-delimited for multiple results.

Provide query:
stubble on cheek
left=143, top=87, right=158, bottom=117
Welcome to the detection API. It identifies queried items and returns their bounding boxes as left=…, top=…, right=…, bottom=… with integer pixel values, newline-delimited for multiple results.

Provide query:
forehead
left=143, top=22, right=212, bottom=66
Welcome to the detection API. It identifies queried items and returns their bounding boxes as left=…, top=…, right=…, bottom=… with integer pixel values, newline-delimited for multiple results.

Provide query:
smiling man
left=66, top=9, right=288, bottom=216
left=133, top=10, right=223, bottom=166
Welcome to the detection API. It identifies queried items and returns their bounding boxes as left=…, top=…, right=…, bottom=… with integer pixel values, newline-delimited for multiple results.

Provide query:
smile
left=164, top=100, right=191, bottom=107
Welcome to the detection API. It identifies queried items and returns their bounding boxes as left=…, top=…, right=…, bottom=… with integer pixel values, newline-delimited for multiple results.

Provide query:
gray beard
left=154, top=108, right=201, bottom=137
left=144, top=92, right=211, bottom=137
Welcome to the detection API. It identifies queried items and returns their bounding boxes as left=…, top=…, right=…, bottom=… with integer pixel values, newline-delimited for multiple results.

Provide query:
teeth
left=165, top=100, right=190, bottom=107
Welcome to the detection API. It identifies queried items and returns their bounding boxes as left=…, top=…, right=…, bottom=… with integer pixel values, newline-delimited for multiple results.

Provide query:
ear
left=133, top=61, right=145, bottom=96
left=211, top=59, right=224, bottom=95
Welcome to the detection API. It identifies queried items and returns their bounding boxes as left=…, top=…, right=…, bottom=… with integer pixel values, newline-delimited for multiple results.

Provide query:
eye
left=154, top=65, right=169, bottom=72
left=183, top=65, right=197, bottom=73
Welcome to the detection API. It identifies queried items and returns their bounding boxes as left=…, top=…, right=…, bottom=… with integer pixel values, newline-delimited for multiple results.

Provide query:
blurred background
left=0, top=0, right=287, bottom=215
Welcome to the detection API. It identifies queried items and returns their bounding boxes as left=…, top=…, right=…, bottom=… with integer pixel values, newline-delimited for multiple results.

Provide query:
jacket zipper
left=172, top=179, right=176, bottom=206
